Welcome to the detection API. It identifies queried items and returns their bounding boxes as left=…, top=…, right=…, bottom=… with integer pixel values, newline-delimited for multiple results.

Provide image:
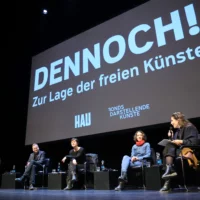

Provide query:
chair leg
left=42, top=165, right=45, bottom=188
left=180, top=153, right=189, bottom=192
left=84, top=163, right=87, bottom=190
left=42, top=173, right=44, bottom=188
left=141, top=162, right=146, bottom=189
left=24, top=180, right=28, bottom=190
left=83, top=172, right=87, bottom=189
left=23, top=177, right=28, bottom=190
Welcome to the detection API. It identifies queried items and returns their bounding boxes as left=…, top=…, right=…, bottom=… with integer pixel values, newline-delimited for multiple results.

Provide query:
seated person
left=61, top=138, right=86, bottom=190
left=160, top=112, right=199, bottom=192
left=115, top=130, right=151, bottom=191
left=15, top=143, right=46, bottom=190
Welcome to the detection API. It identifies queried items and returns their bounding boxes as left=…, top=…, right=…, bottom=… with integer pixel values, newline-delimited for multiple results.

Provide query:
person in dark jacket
left=15, top=143, right=45, bottom=190
left=160, top=112, right=199, bottom=192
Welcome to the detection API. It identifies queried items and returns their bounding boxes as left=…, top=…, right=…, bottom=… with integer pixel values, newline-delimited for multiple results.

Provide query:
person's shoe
left=115, top=182, right=124, bottom=191
left=162, top=165, right=177, bottom=179
left=118, top=171, right=128, bottom=183
left=162, top=172, right=177, bottom=179
left=29, top=184, right=34, bottom=190
left=63, top=185, right=73, bottom=190
left=63, top=181, right=73, bottom=190
left=71, top=172, right=77, bottom=182
left=15, top=176, right=25, bottom=182
left=160, top=179, right=171, bottom=192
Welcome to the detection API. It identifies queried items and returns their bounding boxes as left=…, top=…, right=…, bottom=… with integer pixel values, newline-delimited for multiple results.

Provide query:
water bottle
left=156, top=152, right=162, bottom=165
left=101, top=160, right=105, bottom=171
left=11, top=165, right=16, bottom=173
left=57, top=162, right=60, bottom=172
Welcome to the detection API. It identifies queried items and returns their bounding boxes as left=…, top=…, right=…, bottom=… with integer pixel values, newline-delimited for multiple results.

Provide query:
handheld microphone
left=169, top=126, right=173, bottom=140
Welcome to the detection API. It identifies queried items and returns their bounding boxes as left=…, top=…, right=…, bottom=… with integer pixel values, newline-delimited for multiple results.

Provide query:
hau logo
left=74, top=112, right=91, bottom=128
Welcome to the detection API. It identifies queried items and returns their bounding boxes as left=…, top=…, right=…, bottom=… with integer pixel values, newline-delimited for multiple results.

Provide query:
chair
left=75, top=163, right=87, bottom=189
left=84, top=153, right=98, bottom=189
left=65, top=153, right=98, bottom=189
left=128, top=148, right=156, bottom=189
left=85, top=153, right=98, bottom=172
left=24, top=158, right=50, bottom=189
left=37, top=158, right=50, bottom=188
left=73, top=153, right=98, bottom=189
left=175, top=135, right=200, bottom=191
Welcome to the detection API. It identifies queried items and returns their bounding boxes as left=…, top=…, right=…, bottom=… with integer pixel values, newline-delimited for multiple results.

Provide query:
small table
left=1, top=172, right=23, bottom=189
left=48, top=172, right=67, bottom=190
left=145, top=165, right=164, bottom=190
left=94, top=170, right=119, bottom=190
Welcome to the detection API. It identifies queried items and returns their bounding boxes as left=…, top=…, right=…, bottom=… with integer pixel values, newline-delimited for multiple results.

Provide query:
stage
left=0, top=188, right=200, bottom=200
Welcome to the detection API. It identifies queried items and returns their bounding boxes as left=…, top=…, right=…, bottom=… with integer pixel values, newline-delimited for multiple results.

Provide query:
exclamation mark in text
left=184, top=4, right=200, bottom=35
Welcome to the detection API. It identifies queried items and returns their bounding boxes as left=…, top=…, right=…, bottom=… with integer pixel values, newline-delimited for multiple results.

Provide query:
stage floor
left=0, top=188, right=200, bottom=200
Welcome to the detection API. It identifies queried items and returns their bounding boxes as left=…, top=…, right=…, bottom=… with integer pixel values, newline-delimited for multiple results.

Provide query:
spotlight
left=42, top=9, right=48, bottom=14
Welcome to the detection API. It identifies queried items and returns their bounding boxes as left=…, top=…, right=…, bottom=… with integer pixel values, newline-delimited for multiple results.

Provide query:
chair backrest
left=86, top=153, right=98, bottom=172
left=197, top=134, right=200, bottom=145
left=150, top=148, right=156, bottom=165
left=44, top=158, right=50, bottom=166
left=44, top=158, right=50, bottom=173
left=130, top=148, right=156, bottom=169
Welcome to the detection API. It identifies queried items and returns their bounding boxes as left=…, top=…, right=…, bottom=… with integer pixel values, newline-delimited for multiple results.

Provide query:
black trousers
left=162, top=142, right=181, bottom=166
left=24, top=160, right=43, bottom=185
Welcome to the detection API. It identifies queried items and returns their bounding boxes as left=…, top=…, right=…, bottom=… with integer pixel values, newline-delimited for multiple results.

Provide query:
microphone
left=168, top=126, right=173, bottom=140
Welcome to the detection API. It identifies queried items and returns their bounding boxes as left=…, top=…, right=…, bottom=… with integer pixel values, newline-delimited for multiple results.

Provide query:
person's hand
left=168, top=130, right=172, bottom=137
left=62, top=157, right=67, bottom=163
left=72, top=159, right=77, bottom=165
left=172, top=140, right=183, bottom=146
left=26, top=162, right=30, bottom=166
left=131, top=156, right=138, bottom=162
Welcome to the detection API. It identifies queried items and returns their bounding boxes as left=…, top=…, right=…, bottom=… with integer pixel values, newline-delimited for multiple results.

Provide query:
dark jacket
left=28, top=150, right=46, bottom=165
left=174, top=124, right=199, bottom=145
left=68, top=147, right=86, bottom=164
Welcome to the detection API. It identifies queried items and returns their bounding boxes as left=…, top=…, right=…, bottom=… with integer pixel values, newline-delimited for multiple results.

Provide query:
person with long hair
left=115, top=130, right=151, bottom=191
left=160, top=112, right=199, bottom=192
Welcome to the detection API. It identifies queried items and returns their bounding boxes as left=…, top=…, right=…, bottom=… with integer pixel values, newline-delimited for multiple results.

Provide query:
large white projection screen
left=26, top=0, right=200, bottom=145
